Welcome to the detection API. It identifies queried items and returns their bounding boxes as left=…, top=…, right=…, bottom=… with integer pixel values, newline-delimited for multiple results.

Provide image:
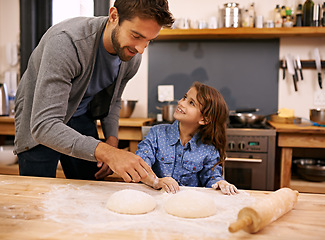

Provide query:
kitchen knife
left=296, top=56, right=303, bottom=80
left=314, top=48, right=323, bottom=89
left=293, top=58, right=299, bottom=81
left=282, top=57, right=286, bottom=80
left=286, top=54, right=298, bottom=92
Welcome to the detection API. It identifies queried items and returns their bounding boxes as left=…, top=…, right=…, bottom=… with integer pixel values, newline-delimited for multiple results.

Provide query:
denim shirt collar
left=167, top=120, right=201, bottom=150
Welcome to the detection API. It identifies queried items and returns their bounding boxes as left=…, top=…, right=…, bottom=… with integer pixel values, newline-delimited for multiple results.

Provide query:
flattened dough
left=164, top=190, right=217, bottom=218
left=106, top=189, right=156, bottom=215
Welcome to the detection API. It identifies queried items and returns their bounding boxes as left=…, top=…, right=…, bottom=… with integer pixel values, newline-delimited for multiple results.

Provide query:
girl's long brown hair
left=193, top=82, right=228, bottom=176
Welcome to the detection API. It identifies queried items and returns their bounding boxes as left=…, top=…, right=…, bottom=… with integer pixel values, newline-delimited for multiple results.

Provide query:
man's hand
left=94, top=162, right=114, bottom=179
left=94, top=136, right=117, bottom=179
left=94, top=142, right=156, bottom=183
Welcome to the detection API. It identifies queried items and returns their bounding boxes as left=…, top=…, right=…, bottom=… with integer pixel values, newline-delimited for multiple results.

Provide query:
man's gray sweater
left=14, top=17, right=141, bottom=162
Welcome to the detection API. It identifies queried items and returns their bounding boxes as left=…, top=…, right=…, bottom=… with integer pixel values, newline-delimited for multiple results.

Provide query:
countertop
left=268, top=121, right=325, bottom=193
left=0, top=117, right=155, bottom=136
left=268, top=121, right=325, bottom=134
left=0, top=117, right=155, bottom=152
left=0, top=175, right=324, bottom=240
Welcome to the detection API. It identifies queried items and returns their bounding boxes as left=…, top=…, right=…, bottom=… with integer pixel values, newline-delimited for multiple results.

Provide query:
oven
left=141, top=124, right=276, bottom=191
left=225, top=128, right=276, bottom=191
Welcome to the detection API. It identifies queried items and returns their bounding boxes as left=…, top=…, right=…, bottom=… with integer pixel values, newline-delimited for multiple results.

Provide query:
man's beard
left=111, top=26, right=136, bottom=62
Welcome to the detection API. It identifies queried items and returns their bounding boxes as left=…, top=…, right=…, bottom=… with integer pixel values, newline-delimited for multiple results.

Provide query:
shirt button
left=161, top=157, right=164, bottom=161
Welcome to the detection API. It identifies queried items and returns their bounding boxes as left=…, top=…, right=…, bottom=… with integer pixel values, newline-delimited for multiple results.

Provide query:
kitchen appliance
left=225, top=124, right=276, bottom=191
left=141, top=120, right=276, bottom=191
left=0, top=83, right=9, bottom=116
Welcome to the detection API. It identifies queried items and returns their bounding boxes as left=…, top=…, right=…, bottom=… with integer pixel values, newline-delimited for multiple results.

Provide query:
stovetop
left=227, top=122, right=273, bottom=129
left=149, top=121, right=276, bottom=137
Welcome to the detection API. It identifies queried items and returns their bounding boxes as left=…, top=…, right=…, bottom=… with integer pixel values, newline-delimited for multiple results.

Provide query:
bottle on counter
left=320, top=2, right=325, bottom=27
left=280, top=5, right=287, bottom=25
left=242, top=9, right=250, bottom=27
left=303, top=0, right=314, bottom=26
left=274, top=4, right=282, bottom=27
left=248, top=3, right=255, bottom=27
left=284, top=7, right=294, bottom=27
left=312, top=4, right=321, bottom=26
left=295, top=4, right=303, bottom=26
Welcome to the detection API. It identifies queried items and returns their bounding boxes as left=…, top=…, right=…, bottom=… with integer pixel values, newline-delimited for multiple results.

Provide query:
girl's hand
left=157, top=177, right=179, bottom=194
left=212, top=180, right=239, bottom=195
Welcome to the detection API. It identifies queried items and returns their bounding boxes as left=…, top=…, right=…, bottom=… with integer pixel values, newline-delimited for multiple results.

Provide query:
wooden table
left=0, top=175, right=324, bottom=240
left=0, top=117, right=154, bottom=153
left=268, top=121, right=325, bottom=188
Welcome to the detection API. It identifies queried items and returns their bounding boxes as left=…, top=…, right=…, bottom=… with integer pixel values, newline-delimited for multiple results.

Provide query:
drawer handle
left=226, top=157, right=262, bottom=163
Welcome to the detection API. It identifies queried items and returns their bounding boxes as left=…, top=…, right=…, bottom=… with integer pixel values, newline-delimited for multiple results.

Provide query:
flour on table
left=106, top=189, right=156, bottom=214
left=164, top=190, right=217, bottom=218
left=42, top=184, right=255, bottom=239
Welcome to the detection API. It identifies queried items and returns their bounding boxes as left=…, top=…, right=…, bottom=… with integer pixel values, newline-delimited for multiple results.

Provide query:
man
left=14, top=0, right=174, bottom=182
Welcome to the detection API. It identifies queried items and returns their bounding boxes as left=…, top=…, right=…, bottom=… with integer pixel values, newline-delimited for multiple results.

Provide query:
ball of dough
left=164, top=190, right=217, bottom=218
left=106, top=189, right=156, bottom=215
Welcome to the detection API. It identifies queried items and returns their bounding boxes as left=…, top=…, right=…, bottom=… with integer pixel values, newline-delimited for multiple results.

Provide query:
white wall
left=280, top=37, right=325, bottom=118
left=0, top=0, right=20, bottom=83
left=1, top=0, right=325, bottom=119
left=123, top=0, right=325, bottom=119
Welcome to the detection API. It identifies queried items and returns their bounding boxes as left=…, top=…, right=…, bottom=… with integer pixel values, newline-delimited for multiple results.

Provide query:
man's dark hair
left=114, top=0, right=174, bottom=27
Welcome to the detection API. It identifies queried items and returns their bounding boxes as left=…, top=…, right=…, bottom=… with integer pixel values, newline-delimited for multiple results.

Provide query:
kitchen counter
left=0, top=174, right=324, bottom=240
left=0, top=117, right=15, bottom=136
left=268, top=121, right=325, bottom=191
left=97, top=118, right=154, bottom=152
left=0, top=117, right=154, bottom=153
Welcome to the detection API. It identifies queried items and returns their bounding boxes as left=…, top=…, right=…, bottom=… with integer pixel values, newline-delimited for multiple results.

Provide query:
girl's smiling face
left=174, top=87, right=206, bottom=127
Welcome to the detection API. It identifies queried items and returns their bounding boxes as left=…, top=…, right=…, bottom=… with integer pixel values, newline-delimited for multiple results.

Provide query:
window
left=52, top=0, right=94, bottom=25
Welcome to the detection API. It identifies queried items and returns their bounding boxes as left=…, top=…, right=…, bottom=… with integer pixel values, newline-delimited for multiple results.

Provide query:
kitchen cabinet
left=0, top=117, right=15, bottom=136
left=0, top=117, right=154, bottom=153
left=269, top=121, right=325, bottom=194
left=1, top=174, right=324, bottom=240
left=97, top=118, right=154, bottom=152
left=157, top=27, right=325, bottom=40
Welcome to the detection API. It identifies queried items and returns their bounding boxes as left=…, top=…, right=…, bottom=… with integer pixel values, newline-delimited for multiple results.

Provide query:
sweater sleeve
left=30, top=33, right=100, bottom=161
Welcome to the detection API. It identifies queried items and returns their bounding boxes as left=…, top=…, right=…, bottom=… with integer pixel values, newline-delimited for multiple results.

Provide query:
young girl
left=136, top=82, right=238, bottom=195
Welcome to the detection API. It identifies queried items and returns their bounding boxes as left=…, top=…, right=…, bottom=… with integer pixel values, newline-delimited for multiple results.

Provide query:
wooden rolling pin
left=229, top=188, right=299, bottom=233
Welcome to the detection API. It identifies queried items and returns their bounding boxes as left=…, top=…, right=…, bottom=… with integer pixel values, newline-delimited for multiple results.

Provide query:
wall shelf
left=157, top=27, right=325, bottom=40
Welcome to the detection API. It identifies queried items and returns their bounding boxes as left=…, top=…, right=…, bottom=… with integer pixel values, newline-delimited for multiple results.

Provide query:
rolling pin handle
left=228, top=216, right=252, bottom=233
